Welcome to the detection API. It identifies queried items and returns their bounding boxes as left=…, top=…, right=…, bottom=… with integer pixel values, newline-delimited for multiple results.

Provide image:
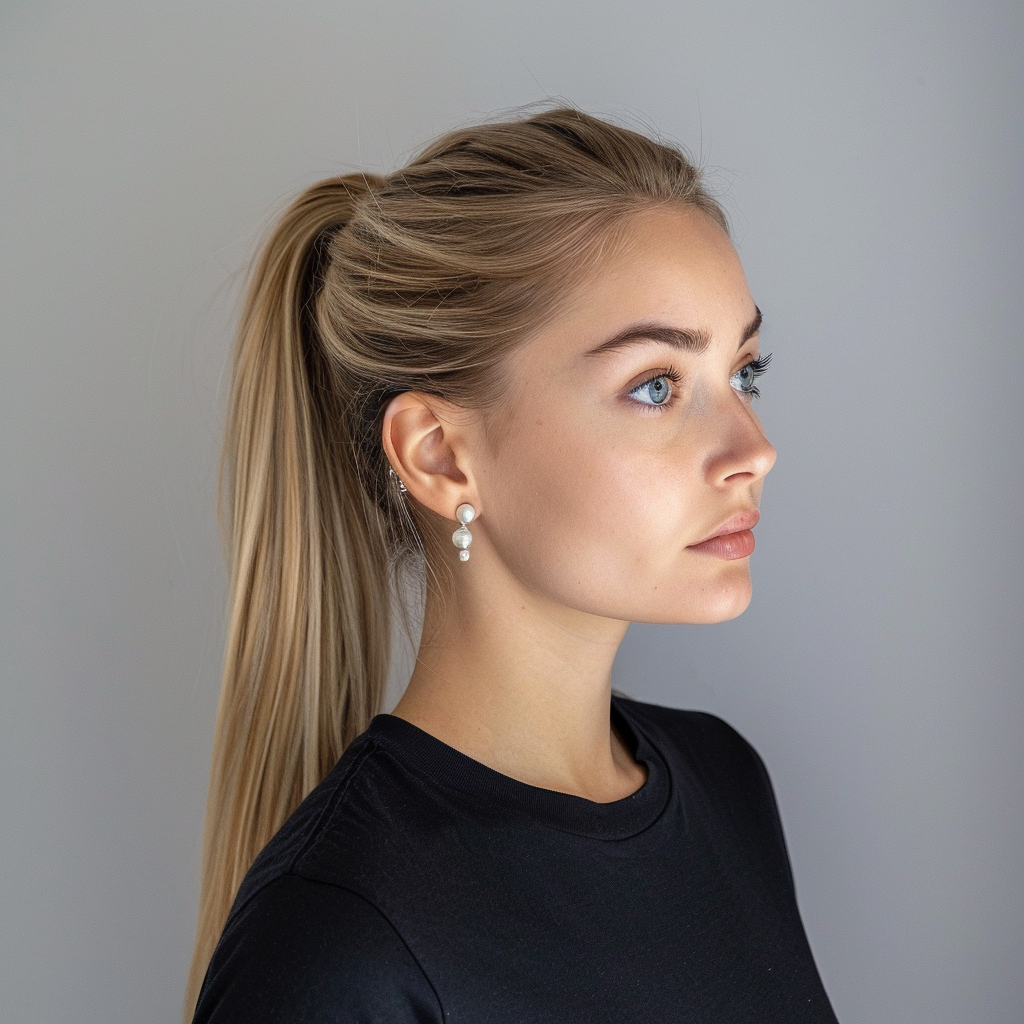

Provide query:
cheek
left=486, top=409, right=701, bottom=596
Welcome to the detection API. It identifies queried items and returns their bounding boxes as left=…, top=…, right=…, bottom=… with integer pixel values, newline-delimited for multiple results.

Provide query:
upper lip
left=689, top=509, right=760, bottom=546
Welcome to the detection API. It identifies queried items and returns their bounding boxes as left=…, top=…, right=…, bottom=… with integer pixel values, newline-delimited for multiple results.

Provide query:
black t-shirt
left=192, top=694, right=838, bottom=1023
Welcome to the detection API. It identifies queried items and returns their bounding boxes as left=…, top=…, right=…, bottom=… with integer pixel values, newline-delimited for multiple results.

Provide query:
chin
left=635, top=570, right=753, bottom=625
left=691, top=571, right=753, bottom=624
left=706, top=594, right=752, bottom=623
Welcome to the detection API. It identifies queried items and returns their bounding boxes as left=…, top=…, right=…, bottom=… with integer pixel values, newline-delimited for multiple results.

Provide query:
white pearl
left=456, top=503, right=476, bottom=525
left=452, top=526, right=472, bottom=549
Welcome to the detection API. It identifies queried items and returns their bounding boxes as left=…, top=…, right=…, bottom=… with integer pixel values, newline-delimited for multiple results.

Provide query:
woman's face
left=477, top=204, right=776, bottom=625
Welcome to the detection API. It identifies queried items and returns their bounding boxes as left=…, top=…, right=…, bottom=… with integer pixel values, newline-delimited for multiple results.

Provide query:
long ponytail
left=183, top=174, right=394, bottom=1019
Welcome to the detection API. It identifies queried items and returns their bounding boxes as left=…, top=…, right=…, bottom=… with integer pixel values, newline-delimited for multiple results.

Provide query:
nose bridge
left=702, top=387, right=776, bottom=485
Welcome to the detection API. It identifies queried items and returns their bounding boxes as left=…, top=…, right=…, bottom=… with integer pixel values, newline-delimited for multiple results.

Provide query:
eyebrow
left=582, top=306, right=762, bottom=358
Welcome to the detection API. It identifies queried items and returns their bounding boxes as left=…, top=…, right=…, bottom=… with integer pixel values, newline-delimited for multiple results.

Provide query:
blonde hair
left=184, top=103, right=727, bottom=1019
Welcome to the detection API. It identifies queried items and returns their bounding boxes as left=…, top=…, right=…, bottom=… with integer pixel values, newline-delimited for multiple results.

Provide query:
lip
left=686, top=509, right=760, bottom=559
left=689, top=509, right=760, bottom=546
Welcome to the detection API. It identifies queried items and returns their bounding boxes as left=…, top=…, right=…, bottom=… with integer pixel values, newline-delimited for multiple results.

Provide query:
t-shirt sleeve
left=191, top=874, right=444, bottom=1024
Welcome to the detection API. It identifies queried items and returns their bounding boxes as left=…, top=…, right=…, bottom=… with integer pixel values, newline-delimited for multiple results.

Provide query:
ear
left=381, top=392, right=481, bottom=520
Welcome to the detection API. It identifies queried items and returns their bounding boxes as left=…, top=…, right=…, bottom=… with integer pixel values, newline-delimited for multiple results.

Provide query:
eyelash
left=626, top=353, right=773, bottom=413
left=730, top=353, right=772, bottom=399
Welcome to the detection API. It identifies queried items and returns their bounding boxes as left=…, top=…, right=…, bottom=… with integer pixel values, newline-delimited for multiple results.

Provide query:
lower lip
left=687, top=530, right=755, bottom=559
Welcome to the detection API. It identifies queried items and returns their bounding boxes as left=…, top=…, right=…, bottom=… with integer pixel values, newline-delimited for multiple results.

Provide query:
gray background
left=2, top=1, right=1022, bottom=1021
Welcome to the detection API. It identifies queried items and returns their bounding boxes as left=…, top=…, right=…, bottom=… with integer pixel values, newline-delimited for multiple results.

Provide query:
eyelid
left=625, top=365, right=680, bottom=390
left=734, top=345, right=763, bottom=368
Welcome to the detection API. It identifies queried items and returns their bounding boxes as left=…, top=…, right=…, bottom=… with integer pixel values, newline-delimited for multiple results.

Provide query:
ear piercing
left=388, top=466, right=408, bottom=493
left=388, top=467, right=476, bottom=565
left=452, top=503, right=476, bottom=561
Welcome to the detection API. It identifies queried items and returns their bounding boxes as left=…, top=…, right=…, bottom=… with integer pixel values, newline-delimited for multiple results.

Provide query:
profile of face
left=470, top=204, right=776, bottom=626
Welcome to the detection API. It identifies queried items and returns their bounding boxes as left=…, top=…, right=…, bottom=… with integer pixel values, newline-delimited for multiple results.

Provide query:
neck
left=391, top=566, right=645, bottom=803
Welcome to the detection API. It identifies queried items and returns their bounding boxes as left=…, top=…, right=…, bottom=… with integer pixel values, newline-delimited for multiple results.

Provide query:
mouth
left=686, top=509, right=760, bottom=560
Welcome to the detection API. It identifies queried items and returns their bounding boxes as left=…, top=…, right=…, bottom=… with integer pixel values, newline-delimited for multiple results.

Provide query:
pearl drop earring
left=452, top=503, right=476, bottom=562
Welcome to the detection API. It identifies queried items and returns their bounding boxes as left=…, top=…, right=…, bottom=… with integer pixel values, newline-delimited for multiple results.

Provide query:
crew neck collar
left=364, top=694, right=670, bottom=841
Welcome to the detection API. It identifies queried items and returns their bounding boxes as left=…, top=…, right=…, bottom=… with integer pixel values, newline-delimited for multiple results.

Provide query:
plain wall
left=2, top=2, right=1021, bottom=1021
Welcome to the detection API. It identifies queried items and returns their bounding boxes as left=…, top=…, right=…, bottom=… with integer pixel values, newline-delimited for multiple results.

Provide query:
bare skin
left=381, top=205, right=776, bottom=804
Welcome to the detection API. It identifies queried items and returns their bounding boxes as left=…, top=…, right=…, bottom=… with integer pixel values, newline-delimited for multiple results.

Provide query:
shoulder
left=192, top=874, right=443, bottom=1023
left=227, top=724, right=431, bottom=908
left=614, top=693, right=790, bottom=862
left=615, top=692, right=771, bottom=785
left=192, top=732, right=448, bottom=1021
left=225, top=730, right=384, bottom=910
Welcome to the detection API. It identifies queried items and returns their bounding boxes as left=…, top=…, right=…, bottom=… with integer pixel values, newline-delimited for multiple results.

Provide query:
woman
left=185, top=105, right=838, bottom=1022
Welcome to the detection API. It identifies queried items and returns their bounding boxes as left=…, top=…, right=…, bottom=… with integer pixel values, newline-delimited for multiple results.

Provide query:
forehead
left=518, top=205, right=753, bottom=367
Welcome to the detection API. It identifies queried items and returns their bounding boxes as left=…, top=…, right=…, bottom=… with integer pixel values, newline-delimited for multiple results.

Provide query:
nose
left=703, top=394, right=777, bottom=488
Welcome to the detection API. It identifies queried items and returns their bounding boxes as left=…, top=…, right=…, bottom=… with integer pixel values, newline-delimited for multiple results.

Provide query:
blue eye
left=627, top=367, right=682, bottom=411
left=730, top=353, right=772, bottom=398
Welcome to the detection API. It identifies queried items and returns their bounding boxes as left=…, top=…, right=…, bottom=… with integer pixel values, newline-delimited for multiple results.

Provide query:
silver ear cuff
left=452, top=503, right=476, bottom=561
left=388, top=466, right=408, bottom=493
